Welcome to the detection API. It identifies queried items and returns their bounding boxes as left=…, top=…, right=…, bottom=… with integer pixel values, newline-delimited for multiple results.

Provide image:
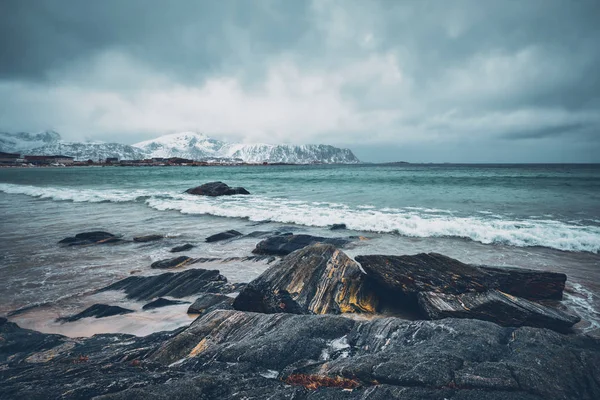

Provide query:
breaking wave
left=1, top=183, right=599, bottom=253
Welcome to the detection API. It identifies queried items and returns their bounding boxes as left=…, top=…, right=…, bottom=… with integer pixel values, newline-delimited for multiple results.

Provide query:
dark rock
left=417, top=290, right=580, bottom=332
left=170, top=244, right=195, bottom=253
left=187, top=293, right=233, bottom=314
left=142, top=298, right=189, bottom=310
left=57, top=304, right=134, bottom=323
left=185, top=181, right=250, bottom=196
left=356, top=253, right=567, bottom=301
left=98, top=268, right=234, bottom=300
left=205, top=230, right=242, bottom=243
left=2, top=311, right=600, bottom=399
left=58, top=231, right=123, bottom=246
left=330, top=223, right=347, bottom=230
left=133, top=234, right=164, bottom=243
left=150, top=256, right=193, bottom=269
left=252, top=234, right=350, bottom=256
left=234, top=244, right=378, bottom=314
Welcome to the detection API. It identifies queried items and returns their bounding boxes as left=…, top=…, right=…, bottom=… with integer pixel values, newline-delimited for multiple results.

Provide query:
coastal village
left=0, top=151, right=274, bottom=167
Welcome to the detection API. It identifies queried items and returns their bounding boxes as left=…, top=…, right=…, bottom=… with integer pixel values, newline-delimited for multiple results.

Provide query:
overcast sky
left=1, top=0, right=599, bottom=162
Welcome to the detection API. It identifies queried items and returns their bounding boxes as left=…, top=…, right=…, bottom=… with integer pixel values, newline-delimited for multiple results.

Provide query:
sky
left=1, top=0, right=599, bottom=163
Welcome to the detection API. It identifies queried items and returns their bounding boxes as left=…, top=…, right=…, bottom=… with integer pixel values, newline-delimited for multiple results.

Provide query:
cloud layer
left=1, top=0, right=599, bottom=162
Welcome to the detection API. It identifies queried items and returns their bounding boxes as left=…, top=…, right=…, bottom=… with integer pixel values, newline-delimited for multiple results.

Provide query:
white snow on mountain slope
left=1, top=130, right=360, bottom=163
left=0, top=130, right=62, bottom=152
left=133, top=132, right=360, bottom=163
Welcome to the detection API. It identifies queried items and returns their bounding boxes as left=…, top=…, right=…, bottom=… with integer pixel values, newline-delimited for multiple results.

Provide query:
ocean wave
left=2, top=183, right=599, bottom=253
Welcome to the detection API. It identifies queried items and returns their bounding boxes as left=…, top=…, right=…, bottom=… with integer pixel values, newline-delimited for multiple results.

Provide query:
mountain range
left=0, top=131, right=360, bottom=164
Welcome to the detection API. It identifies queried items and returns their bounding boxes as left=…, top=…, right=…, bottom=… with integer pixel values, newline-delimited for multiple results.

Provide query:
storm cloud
left=0, top=0, right=599, bottom=162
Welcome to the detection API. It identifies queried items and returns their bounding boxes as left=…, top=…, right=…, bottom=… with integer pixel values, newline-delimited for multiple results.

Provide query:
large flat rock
left=356, top=253, right=567, bottom=300
left=234, top=244, right=377, bottom=314
left=417, top=290, right=580, bottom=331
left=98, top=268, right=236, bottom=300
left=185, top=181, right=250, bottom=196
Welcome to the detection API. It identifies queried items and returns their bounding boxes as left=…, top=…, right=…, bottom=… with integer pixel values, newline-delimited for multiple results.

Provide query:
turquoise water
left=1, top=164, right=599, bottom=252
left=1, top=164, right=599, bottom=334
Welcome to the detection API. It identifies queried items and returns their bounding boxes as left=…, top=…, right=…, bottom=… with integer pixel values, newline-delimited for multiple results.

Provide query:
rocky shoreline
left=2, top=225, right=599, bottom=399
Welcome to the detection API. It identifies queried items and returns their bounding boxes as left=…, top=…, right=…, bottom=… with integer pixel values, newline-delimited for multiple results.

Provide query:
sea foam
left=2, top=183, right=599, bottom=253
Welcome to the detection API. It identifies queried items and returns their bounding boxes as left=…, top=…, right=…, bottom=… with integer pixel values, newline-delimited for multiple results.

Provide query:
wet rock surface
left=235, top=244, right=377, bottom=314
left=142, top=298, right=190, bottom=310
left=133, top=234, right=164, bottom=243
left=356, top=253, right=567, bottom=300
left=185, top=181, right=250, bottom=196
left=58, top=231, right=123, bottom=246
left=205, top=230, right=242, bottom=243
left=187, top=294, right=234, bottom=314
left=170, top=244, right=195, bottom=253
left=252, top=234, right=351, bottom=256
left=150, top=256, right=193, bottom=269
left=330, top=223, right=347, bottom=230
left=4, top=310, right=596, bottom=399
left=418, top=290, right=580, bottom=331
left=98, top=268, right=235, bottom=301
left=56, top=304, right=134, bottom=323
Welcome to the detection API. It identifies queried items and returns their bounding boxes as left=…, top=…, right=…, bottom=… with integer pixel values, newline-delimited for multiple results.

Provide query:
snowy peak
left=133, top=132, right=360, bottom=164
left=0, top=130, right=61, bottom=152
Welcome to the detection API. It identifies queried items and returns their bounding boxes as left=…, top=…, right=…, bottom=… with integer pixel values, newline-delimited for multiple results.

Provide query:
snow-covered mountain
left=1, top=130, right=360, bottom=163
left=0, top=131, right=146, bottom=161
left=0, top=130, right=62, bottom=152
left=133, top=132, right=360, bottom=163
left=28, top=142, right=147, bottom=161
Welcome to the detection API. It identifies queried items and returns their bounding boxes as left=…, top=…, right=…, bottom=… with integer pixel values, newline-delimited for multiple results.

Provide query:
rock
left=252, top=234, right=351, bottom=256
left=234, top=244, right=377, bottom=314
left=205, top=230, right=242, bottom=243
left=56, top=304, right=134, bottom=323
left=150, top=256, right=193, bottom=269
left=2, top=311, right=600, bottom=399
left=356, top=253, right=567, bottom=301
left=58, top=231, right=123, bottom=246
left=98, top=268, right=235, bottom=300
left=330, top=223, right=347, bottom=230
left=170, top=244, right=195, bottom=253
left=133, top=234, right=163, bottom=243
left=142, top=298, right=189, bottom=310
left=185, top=181, right=250, bottom=196
left=187, top=294, right=233, bottom=314
left=417, top=290, right=580, bottom=332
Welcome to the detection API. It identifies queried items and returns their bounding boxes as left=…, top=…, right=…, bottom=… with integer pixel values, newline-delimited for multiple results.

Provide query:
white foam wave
left=2, top=183, right=599, bottom=253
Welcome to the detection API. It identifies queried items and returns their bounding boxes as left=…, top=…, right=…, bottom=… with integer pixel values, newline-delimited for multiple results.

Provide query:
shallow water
left=1, top=164, right=599, bottom=336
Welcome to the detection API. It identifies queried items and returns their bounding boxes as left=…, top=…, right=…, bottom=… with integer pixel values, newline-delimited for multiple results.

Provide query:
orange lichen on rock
left=284, top=374, right=361, bottom=390
left=188, top=338, right=209, bottom=357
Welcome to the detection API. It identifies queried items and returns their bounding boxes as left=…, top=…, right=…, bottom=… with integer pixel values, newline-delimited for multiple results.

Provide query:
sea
left=1, top=164, right=599, bottom=337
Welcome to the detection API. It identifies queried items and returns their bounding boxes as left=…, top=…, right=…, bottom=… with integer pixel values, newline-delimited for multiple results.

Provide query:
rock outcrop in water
left=185, top=181, right=250, bottom=196
left=98, top=268, right=238, bottom=300
left=58, top=231, right=123, bottom=246
left=56, top=304, right=134, bottom=322
left=150, top=256, right=193, bottom=269
left=142, top=298, right=189, bottom=310
left=170, top=243, right=195, bottom=253
left=205, top=230, right=242, bottom=242
left=133, top=234, right=164, bottom=243
left=187, top=293, right=234, bottom=315
left=252, top=234, right=351, bottom=256
left=235, top=244, right=377, bottom=314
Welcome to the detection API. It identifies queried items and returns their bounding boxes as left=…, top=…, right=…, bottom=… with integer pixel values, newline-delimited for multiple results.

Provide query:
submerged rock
left=133, top=234, right=163, bottom=243
left=58, top=231, right=123, bottom=246
left=56, top=304, right=133, bottom=323
left=252, top=234, right=350, bottom=256
left=187, top=294, right=233, bottom=314
left=98, top=268, right=234, bottom=301
left=234, top=244, right=377, bottom=314
left=150, top=256, right=193, bottom=269
left=417, top=290, right=580, bottom=331
left=205, top=230, right=242, bottom=243
left=356, top=253, right=567, bottom=301
left=185, top=181, right=250, bottom=196
left=330, top=223, right=347, bottom=230
left=142, top=298, right=189, bottom=310
left=170, top=244, right=195, bottom=253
